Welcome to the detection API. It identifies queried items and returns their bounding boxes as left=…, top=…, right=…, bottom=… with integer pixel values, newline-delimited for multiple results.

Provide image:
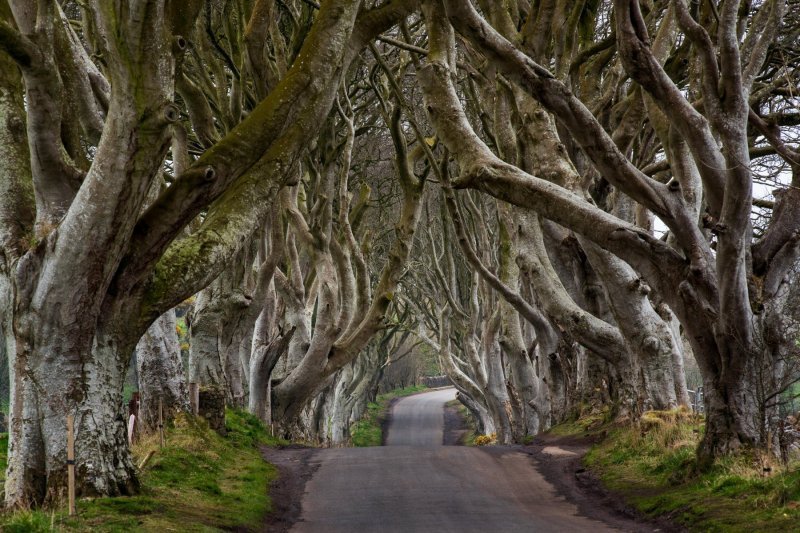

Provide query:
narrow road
left=385, top=388, right=455, bottom=446
left=290, top=388, right=620, bottom=533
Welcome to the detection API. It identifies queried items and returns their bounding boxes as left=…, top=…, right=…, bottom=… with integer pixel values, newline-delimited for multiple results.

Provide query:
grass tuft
left=3, top=510, right=53, bottom=532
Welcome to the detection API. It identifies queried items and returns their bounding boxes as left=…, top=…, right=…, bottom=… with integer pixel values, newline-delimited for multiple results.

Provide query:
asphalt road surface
left=290, top=388, right=618, bottom=533
left=385, top=388, right=455, bottom=446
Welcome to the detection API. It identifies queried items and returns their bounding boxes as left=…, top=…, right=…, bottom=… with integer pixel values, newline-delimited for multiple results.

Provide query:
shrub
left=474, top=433, right=497, bottom=446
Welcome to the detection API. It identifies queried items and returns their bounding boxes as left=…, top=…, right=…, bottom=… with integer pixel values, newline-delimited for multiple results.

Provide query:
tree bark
left=135, top=310, right=189, bottom=433
left=248, top=327, right=294, bottom=424
left=6, top=322, right=139, bottom=506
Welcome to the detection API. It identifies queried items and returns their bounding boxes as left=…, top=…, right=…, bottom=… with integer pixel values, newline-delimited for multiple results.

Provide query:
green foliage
left=175, top=316, right=190, bottom=353
left=382, top=384, right=428, bottom=400
left=419, top=343, right=443, bottom=377
left=553, top=409, right=800, bottom=532
left=225, top=408, right=278, bottom=448
left=0, top=409, right=280, bottom=532
left=350, top=385, right=428, bottom=447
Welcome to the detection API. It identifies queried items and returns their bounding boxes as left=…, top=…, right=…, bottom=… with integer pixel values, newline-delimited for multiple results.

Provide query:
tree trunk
left=660, top=305, right=691, bottom=407
left=580, top=239, right=678, bottom=411
left=135, top=310, right=189, bottom=433
left=457, top=389, right=495, bottom=436
left=497, top=204, right=545, bottom=437
left=188, top=245, right=262, bottom=408
left=248, top=327, right=294, bottom=423
left=221, top=328, right=247, bottom=408
left=699, top=365, right=762, bottom=466
left=188, top=288, right=225, bottom=389
left=482, top=311, right=514, bottom=444
left=5, top=321, right=137, bottom=507
left=346, top=355, right=382, bottom=436
left=545, top=350, right=569, bottom=423
left=327, top=349, right=381, bottom=445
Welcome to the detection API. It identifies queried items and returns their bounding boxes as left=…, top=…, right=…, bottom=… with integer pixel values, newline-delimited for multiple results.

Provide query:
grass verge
left=551, top=409, right=800, bottom=532
left=350, top=385, right=428, bottom=446
left=445, top=399, right=477, bottom=445
left=0, top=409, right=283, bottom=532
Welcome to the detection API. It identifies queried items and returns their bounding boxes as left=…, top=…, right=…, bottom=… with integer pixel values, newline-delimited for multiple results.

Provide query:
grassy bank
left=350, top=385, right=428, bottom=446
left=1, top=410, right=281, bottom=532
left=553, top=409, right=800, bottom=532
left=444, top=399, right=480, bottom=445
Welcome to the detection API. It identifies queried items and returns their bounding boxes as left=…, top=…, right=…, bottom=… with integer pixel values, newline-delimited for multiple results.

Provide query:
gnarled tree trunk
left=136, top=310, right=189, bottom=433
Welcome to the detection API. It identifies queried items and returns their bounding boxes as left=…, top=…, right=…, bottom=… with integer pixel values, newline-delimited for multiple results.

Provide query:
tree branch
left=0, top=19, right=34, bottom=67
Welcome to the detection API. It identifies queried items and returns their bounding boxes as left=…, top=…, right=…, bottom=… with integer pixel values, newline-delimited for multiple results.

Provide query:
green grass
left=350, top=385, right=428, bottom=447
left=0, top=409, right=283, bottom=532
left=0, top=432, right=7, bottom=476
left=551, top=409, right=800, bottom=532
left=546, top=409, right=609, bottom=437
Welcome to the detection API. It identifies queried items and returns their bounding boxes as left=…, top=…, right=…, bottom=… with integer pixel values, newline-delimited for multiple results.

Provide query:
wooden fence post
left=267, top=378, right=272, bottom=436
left=189, top=382, right=199, bottom=415
left=158, top=397, right=165, bottom=448
left=67, top=414, right=76, bottom=516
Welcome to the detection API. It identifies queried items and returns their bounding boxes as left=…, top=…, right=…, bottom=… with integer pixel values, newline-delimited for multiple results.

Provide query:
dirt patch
left=527, top=434, right=686, bottom=532
left=443, top=401, right=469, bottom=445
left=260, top=445, right=319, bottom=532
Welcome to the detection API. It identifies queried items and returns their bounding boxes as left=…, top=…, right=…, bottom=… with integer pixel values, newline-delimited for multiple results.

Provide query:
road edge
left=261, top=445, right=319, bottom=532
left=526, top=436, right=687, bottom=532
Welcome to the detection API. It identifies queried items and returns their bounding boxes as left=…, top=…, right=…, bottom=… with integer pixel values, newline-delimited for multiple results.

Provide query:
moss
left=0, top=409, right=282, bottom=531
left=556, top=410, right=800, bottom=532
